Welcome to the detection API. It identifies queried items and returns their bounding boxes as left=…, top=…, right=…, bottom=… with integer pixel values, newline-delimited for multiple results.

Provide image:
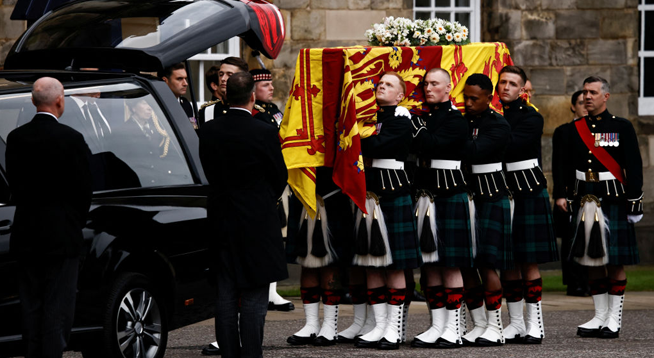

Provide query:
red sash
left=574, top=117, right=626, bottom=184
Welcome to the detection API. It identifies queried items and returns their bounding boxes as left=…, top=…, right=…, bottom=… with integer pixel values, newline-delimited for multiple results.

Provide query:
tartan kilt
left=429, top=192, right=475, bottom=268
left=571, top=199, right=640, bottom=266
left=378, top=194, right=422, bottom=270
left=285, top=192, right=355, bottom=267
left=474, top=195, right=514, bottom=270
left=511, top=188, right=559, bottom=263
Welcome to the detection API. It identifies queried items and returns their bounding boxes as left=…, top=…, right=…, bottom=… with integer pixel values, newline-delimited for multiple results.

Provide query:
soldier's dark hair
left=498, top=65, right=527, bottom=86
left=583, top=76, right=610, bottom=94
left=221, top=57, right=249, bottom=73
left=571, top=90, right=584, bottom=106
left=465, top=73, right=493, bottom=94
left=226, top=72, right=255, bottom=106
left=205, top=64, right=221, bottom=91
left=159, top=62, right=186, bottom=79
left=571, top=90, right=583, bottom=114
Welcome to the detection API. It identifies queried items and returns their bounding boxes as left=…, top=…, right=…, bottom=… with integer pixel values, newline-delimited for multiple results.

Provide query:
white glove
left=394, top=106, right=411, bottom=118
left=627, top=214, right=643, bottom=224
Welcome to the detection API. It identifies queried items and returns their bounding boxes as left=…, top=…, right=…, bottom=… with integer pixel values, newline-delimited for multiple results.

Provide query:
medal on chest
left=472, top=128, right=479, bottom=140
left=593, top=133, right=619, bottom=147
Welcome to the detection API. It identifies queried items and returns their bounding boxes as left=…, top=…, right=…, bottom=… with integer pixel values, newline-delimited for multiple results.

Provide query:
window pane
left=647, top=0, right=654, bottom=4
left=435, top=0, right=450, bottom=7
left=646, top=11, right=654, bottom=51
left=435, top=12, right=452, bottom=21
left=456, top=0, right=470, bottom=6
left=455, top=12, right=470, bottom=28
left=416, top=0, right=432, bottom=7
left=415, top=11, right=432, bottom=20
left=645, top=57, right=654, bottom=97
left=58, top=83, right=194, bottom=190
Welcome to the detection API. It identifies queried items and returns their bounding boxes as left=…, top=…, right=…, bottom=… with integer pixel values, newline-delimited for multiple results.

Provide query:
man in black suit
left=198, top=72, right=288, bottom=358
left=5, top=77, right=93, bottom=358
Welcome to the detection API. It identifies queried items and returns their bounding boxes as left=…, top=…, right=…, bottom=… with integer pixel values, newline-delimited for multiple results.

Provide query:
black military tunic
left=569, top=110, right=642, bottom=265
left=503, top=98, right=557, bottom=264
left=253, top=100, right=283, bottom=129
left=199, top=96, right=228, bottom=125
left=464, top=108, right=513, bottom=270
left=413, top=100, right=473, bottom=268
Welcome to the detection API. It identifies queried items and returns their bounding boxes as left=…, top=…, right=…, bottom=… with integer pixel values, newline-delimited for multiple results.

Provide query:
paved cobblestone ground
left=60, top=292, right=654, bottom=358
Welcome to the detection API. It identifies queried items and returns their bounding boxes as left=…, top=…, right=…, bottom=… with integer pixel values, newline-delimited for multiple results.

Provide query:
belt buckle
left=585, top=171, right=599, bottom=182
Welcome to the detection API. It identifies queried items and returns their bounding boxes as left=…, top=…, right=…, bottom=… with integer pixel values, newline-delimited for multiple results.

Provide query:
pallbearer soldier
left=285, top=168, right=353, bottom=346
left=553, top=91, right=589, bottom=297
left=353, top=72, right=422, bottom=350
left=570, top=76, right=643, bottom=339
left=460, top=74, right=513, bottom=346
left=410, top=68, right=472, bottom=349
left=496, top=66, right=558, bottom=344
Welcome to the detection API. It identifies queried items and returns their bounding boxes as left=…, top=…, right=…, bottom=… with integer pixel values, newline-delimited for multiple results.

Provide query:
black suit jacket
left=198, top=108, right=288, bottom=289
left=6, top=113, right=93, bottom=260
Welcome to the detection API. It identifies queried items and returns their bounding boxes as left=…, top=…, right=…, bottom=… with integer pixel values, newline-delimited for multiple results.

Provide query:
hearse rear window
left=0, top=82, right=194, bottom=191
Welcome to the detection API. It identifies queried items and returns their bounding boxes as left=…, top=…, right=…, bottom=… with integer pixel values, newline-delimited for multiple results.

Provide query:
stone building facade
left=0, top=0, right=25, bottom=64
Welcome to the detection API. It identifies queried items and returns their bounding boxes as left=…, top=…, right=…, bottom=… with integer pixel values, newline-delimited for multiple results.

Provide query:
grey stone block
left=1, top=8, right=25, bottom=39
left=555, top=10, right=600, bottom=39
left=511, top=41, right=550, bottom=66
left=372, top=0, right=403, bottom=9
left=564, top=66, right=611, bottom=94
left=607, top=93, right=630, bottom=119
left=600, top=10, right=638, bottom=39
left=498, top=0, right=539, bottom=10
left=522, top=11, right=556, bottom=39
left=348, top=0, right=371, bottom=9
left=541, top=136, right=553, bottom=172
left=627, top=38, right=639, bottom=66
left=488, top=10, right=522, bottom=41
left=532, top=95, right=572, bottom=135
left=542, top=0, right=577, bottom=9
left=276, top=0, right=310, bottom=9
left=610, top=65, right=638, bottom=94
left=588, top=39, right=626, bottom=65
left=291, top=10, right=325, bottom=41
left=577, top=0, right=625, bottom=9
left=312, top=0, right=348, bottom=9
left=550, top=40, right=586, bottom=66
left=530, top=68, right=566, bottom=95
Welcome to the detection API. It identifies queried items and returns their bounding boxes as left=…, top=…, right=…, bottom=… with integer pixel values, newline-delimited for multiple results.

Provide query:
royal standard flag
left=280, top=43, right=513, bottom=217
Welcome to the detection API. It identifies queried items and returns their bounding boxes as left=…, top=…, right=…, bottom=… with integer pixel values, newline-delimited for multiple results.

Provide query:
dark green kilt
left=429, top=192, right=475, bottom=268
left=474, top=196, right=514, bottom=270
left=511, top=188, right=559, bottom=263
left=285, top=192, right=354, bottom=267
left=571, top=199, right=640, bottom=266
left=378, top=194, right=422, bottom=270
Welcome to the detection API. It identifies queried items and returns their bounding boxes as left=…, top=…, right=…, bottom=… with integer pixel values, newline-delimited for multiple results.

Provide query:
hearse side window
left=0, top=83, right=194, bottom=191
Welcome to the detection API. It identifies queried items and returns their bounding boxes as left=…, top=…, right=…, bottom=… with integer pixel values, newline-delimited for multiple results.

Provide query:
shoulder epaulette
left=254, top=103, right=265, bottom=112
left=200, top=99, right=222, bottom=110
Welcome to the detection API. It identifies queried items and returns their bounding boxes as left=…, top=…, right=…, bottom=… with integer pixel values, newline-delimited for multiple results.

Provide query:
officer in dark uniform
left=199, top=57, right=249, bottom=127
left=570, top=76, right=643, bottom=339
left=460, top=73, right=512, bottom=347
left=496, top=66, right=557, bottom=345
left=410, top=68, right=471, bottom=349
left=250, top=69, right=284, bottom=129
left=553, top=90, right=589, bottom=297
left=199, top=64, right=228, bottom=124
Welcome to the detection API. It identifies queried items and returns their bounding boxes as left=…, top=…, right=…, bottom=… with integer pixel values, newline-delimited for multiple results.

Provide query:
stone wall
left=482, top=0, right=654, bottom=214
left=244, top=0, right=413, bottom=109
left=0, top=0, right=25, bottom=68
